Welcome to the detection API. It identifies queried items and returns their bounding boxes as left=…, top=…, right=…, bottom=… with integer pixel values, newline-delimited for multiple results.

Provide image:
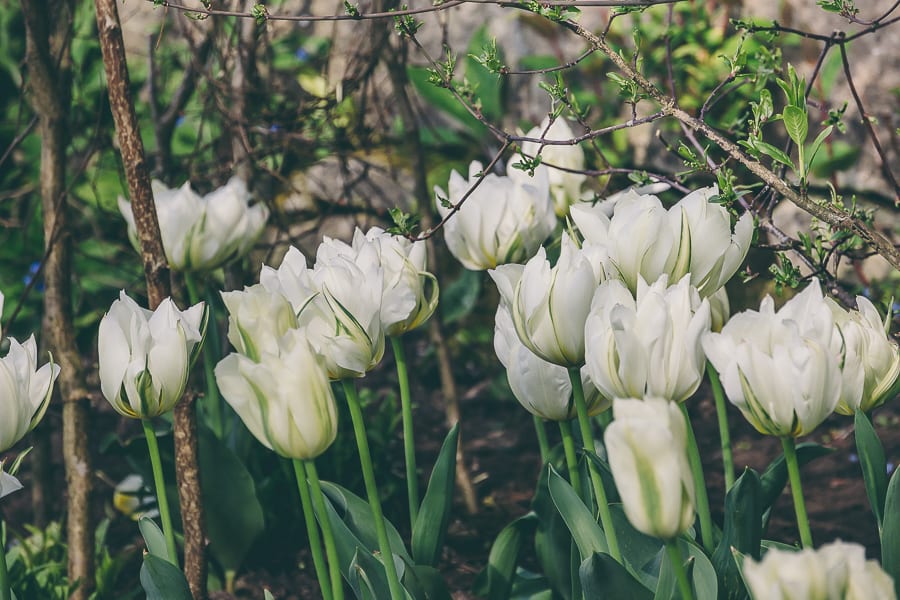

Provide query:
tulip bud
left=216, top=329, right=338, bottom=460
left=435, top=160, right=555, bottom=270
left=585, top=274, right=711, bottom=403
left=521, top=117, right=587, bottom=216
left=0, top=334, right=59, bottom=453
left=221, top=284, right=298, bottom=362
left=604, top=398, right=695, bottom=540
left=98, top=291, right=206, bottom=418
left=118, top=177, right=269, bottom=272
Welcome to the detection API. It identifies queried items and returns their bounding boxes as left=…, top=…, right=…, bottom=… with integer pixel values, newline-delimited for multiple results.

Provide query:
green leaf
left=782, top=105, right=808, bottom=147
left=473, top=513, right=539, bottom=600
left=401, top=562, right=453, bottom=600
left=321, top=482, right=412, bottom=563
left=199, top=427, right=265, bottom=574
left=139, top=554, right=192, bottom=600
left=138, top=517, right=169, bottom=561
left=881, top=468, right=900, bottom=597
left=685, top=541, right=718, bottom=600
left=464, top=26, right=504, bottom=120
left=712, top=468, right=761, bottom=600
left=759, top=442, right=832, bottom=529
left=532, top=459, right=575, bottom=599
left=407, top=66, right=486, bottom=137
left=320, top=491, right=392, bottom=593
left=753, top=140, right=795, bottom=169
left=805, top=125, right=833, bottom=171
left=580, top=552, right=653, bottom=600
left=412, top=424, right=459, bottom=566
left=855, top=410, right=888, bottom=531
left=547, top=465, right=608, bottom=559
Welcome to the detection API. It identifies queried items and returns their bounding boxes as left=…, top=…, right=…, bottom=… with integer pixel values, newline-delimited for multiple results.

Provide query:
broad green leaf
left=685, top=541, right=718, bottom=600
left=138, top=517, right=169, bottom=562
left=547, top=465, right=608, bottom=560
left=321, top=493, right=393, bottom=595
left=412, top=424, right=459, bottom=566
left=321, top=481, right=412, bottom=563
left=349, top=549, right=382, bottom=600
left=609, top=505, right=663, bottom=591
left=654, top=548, right=674, bottom=600
left=754, top=140, right=795, bottom=169
left=759, top=443, right=832, bottom=530
left=581, top=552, right=653, bottom=600
left=881, top=468, right=900, bottom=597
left=473, top=512, right=539, bottom=600
left=805, top=125, right=834, bottom=171
left=199, top=427, right=264, bottom=573
left=782, top=105, right=808, bottom=147
left=407, top=67, right=486, bottom=137
left=139, top=554, right=192, bottom=600
left=854, top=409, right=888, bottom=530
left=712, top=468, right=761, bottom=600
left=533, top=459, right=575, bottom=599
left=402, top=562, right=453, bottom=600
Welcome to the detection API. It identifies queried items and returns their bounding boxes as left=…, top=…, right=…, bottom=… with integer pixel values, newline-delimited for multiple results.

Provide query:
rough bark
left=20, top=1, right=95, bottom=597
left=92, top=0, right=207, bottom=597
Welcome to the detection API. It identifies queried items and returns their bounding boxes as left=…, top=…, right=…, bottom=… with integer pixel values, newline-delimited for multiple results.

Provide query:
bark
left=92, top=0, right=207, bottom=597
left=20, top=1, right=95, bottom=597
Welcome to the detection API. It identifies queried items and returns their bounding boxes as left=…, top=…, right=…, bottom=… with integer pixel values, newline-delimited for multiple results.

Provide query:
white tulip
left=585, top=275, right=711, bottom=403
left=827, top=296, right=900, bottom=414
left=604, top=398, right=695, bottom=540
left=490, top=234, right=608, bottom=367
left=216, top=329, right=338, bottom=460
left=521, top=117, right=586, bottom=215
left=702, top=280, right=843, bottom=437
left=571, top=185, right=752, bottom=297
left=435, top=160, right=555, bottom=270
left=98, top=291, right=205, bottom=418
left=0, top=335, right=59, bottom=452
left=119, top=177, right=269, bottom=272
left=494, top=303, right=608, bottom=421
left=221, top=284, right=298, bottom=361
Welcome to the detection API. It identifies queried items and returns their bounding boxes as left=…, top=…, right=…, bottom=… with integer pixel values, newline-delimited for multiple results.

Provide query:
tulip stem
left=0, top=520, right=11, bottom=600
left=184, top=273, right=223, bottom=438
left=678, top=404, right=714, bottom=554
left=533, top=415, right=550, bottom=463
left=781, top=436, right=813, bottom=548
left=707, top=362, right=735, bottom=490
left=390, top=337, right=420, bottom=531
left=568, top=368, right=622, bottom=564
left=304, top=460, right=344, bottom=600
left=558, top=420, right=583, bottom=504
left=665, top=540, right=694, bottom=600
left=342, top=379, right=405, bottom=600
left=141, top=419, right=178, bottom=566
left=292, top=460, right=334, bottom=600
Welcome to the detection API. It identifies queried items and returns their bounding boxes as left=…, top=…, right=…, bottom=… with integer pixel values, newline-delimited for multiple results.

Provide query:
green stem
left=390, top=337, right=419, bottom=531
left=557, top=420, right=583, bottom=505
left=305, top=460, right=344, bottom=600
left=141, top=419, right=178, bottom=566
left=293, top=460, right=333, bottom=600
left=568, top=368, right=622, bottom=564
left=665, top=540, right=694, bottom=600
left=184, top=273, right=223, bottom=438
left=0, top=520, right=11, bottom=600
left=678, top=403, right=714, bottom=554
left=781, top=436, right=813, bottom=548
left=341, top=379, right=405, bottom=600
left=707, top=362, right=735, bottom=490
left=533, top=415, right=550, bottom=463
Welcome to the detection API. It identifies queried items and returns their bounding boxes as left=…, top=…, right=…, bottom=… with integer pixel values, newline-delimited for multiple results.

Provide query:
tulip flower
left=743, top=540, right=896, bottom=600
left=521, top=117, right=587, bottom=215
left=489, top=234, right=609, bottom=367
left=216, top=328, right=338, bottom=460
left=98, top=291, right=206, bottom=419
left=494, top=303, right=608, bottom=421
left=435, top=160, right=555, bottom=270
left=702, top=280, right=843, bottom=438
left=570, top=185, right=752, bottom=297
left=0, top=334, right=59, bottom=453
left=826, top=296, right=900, bottom=414
left=221, top=284, right=298, bottom=362
left=585, top=275, right=711, bottom=403
left=605, top=397, right=695, bottom=541
left=118, top=177, right=269, bottom=272
left=260, top=246, right=385, bottom=380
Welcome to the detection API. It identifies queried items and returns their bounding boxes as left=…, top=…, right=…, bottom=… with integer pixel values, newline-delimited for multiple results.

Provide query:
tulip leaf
left=401, top=562, right=453, bottom=600
left=686, top=540, right=718, bottom=600
left=532, top=459, right=575, bottom=599
left=854, top=409, right=888, bottom=530
left=412, top=423, right=459, bottom=566
left=712, top=468, right=761, bottom=600
left=349, top=549, right=381, bottom=600
left=547, top=465, right=608, bottom=559
left=881, top=468, right=900, bottom=597
left=321, top=481, right=412, bottom=563
left=759, top=442, right=832, bottom=530
left=138, top=517, right=170, bottom=562
left=608, top=504, right=661, bottom=589
left=139, top=554, right=192, bottom=600
left=473, top=512, right=540, bottom=600
left=580, top=552, right=653, bottom=600
left=199, top=427, right=265, bottom=574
